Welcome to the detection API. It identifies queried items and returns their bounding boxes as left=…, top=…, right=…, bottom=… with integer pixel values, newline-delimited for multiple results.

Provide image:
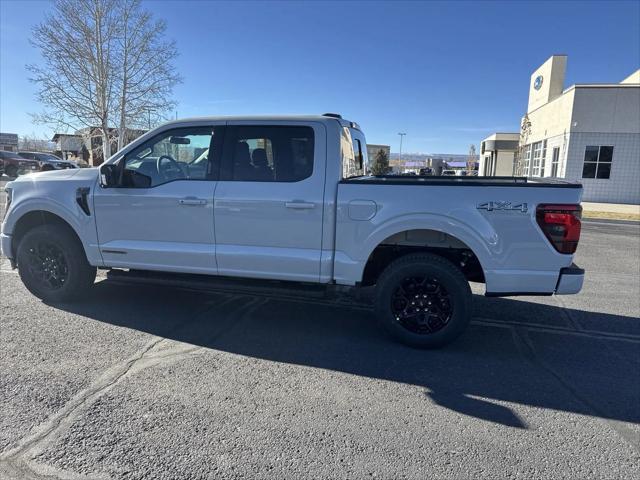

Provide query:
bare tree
left=28, top=0, right=180, bottom=164
left=19, top=133, right=56, bottom=152
left=116, top=0, right=180, bottom=150
left=514, top=113, right=532, bottom=176
left=29, top=0, right=120, bottom=163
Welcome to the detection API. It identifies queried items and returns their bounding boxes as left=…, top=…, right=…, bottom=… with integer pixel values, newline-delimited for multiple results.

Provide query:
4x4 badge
left=477, top=201, right=528, bottom=213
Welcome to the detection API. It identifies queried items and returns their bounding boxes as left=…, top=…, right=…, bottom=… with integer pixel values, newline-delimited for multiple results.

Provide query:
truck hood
left=10, top=167, right=99, bottom=185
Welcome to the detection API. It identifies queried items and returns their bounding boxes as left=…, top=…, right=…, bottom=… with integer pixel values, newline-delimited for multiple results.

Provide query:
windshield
left=0, top=151, right=22, bottom=159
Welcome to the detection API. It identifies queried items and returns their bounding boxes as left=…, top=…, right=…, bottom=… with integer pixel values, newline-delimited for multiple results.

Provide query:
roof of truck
left=159, top=114, right=359, bottom=129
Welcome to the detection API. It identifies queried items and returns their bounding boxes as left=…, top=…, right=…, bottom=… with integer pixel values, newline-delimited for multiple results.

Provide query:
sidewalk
left=582, top=202, right=640, bottom=221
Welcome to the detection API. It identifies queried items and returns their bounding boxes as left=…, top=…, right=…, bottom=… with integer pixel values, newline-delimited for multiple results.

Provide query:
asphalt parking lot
left=0, top=178, right=639, bottom=479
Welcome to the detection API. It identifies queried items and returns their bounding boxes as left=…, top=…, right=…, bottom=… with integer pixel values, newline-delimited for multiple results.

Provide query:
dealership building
left=479, top=55, right=640, bottom=203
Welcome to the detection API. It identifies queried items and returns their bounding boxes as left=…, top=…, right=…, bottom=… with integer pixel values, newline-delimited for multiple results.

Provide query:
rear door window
left=224, top=126, right=314, bottom=182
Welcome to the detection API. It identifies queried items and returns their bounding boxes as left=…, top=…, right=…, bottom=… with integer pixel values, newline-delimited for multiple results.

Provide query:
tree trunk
left=101, top=126, right=111, bottom=165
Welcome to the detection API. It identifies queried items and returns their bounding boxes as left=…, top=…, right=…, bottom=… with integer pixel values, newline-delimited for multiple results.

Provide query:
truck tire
left=16, top=224, right=96, bottom=302
left=374, top=253, right=472, bottom=348
left=6, top=165, right=17, bottom=178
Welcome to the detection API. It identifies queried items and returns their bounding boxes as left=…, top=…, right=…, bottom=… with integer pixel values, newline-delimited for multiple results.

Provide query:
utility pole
left=398, top=132, right=406, bottom=164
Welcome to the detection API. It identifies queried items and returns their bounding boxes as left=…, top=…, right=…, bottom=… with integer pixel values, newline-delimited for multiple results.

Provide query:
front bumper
left=0, top=232, right=13, bottom=262
left=555, top=264, right=584, bottom=294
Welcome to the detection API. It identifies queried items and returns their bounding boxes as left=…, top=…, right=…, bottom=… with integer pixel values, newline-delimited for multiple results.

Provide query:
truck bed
left=341, top=175, right=582, bottom=188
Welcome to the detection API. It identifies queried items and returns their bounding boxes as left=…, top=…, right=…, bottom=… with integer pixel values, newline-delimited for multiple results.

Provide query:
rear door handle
left=285, top=201, right=315, bottom=210
left=179, top=197, right=207, bottom=206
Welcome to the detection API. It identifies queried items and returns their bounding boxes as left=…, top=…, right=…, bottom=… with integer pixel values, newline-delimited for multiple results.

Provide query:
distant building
left=425, top=157, right=445, bottom=175
left=0, top=133, right=18, bottom=151
left=446, top=161, right=478, bottom=171
left=366, top=144, right=390, bottom=163
left=479, top=133, right=519, bottom=176
left=52, top=127, right=147, bottom=166
left=482, top=56, right=640, bottom=203
left=52, top=133, right=84, bottom=160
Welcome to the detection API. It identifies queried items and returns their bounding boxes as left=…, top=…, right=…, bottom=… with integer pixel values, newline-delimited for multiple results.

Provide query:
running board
left=105, top=269, right=373, bottom=307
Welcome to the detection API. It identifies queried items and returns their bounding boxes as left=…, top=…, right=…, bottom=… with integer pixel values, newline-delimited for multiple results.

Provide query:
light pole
left=398, top=132, right=406, bottom=164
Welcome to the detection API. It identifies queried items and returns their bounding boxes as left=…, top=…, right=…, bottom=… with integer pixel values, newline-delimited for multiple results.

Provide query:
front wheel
left=374, top=253, right=472, bottom=348
left=16, top=224, right=96, bottom=302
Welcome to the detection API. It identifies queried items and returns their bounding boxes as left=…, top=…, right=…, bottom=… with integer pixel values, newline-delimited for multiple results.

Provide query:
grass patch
left=583, top=211, right=640, bottom=221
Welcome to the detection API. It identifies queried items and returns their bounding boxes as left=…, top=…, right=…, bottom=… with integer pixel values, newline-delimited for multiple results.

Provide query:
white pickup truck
left=1, top=114, right=585, bottom=347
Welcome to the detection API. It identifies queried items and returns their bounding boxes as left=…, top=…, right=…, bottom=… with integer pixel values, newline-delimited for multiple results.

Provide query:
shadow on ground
left=53, top=280, right=640, bottom=430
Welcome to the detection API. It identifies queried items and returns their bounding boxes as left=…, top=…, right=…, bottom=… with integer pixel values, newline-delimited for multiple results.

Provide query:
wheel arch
left=10, top=210, right=87, bottom=261
left=359, top=225, right=489, bottom=286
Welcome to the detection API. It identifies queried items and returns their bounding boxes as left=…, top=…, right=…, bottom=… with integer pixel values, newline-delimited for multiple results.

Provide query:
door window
left=121, top=127, right=216, bottom=188
left=225, top=126, right=314, bottom=182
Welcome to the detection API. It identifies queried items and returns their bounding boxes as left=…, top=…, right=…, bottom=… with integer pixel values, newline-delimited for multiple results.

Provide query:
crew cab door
left=93, top=124, right=224, bottom=273
left=213, top=122, right=326, bottom=282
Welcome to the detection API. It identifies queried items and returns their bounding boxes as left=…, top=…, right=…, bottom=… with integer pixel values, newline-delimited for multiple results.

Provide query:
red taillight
left=536, top=204, right=582, bottom=254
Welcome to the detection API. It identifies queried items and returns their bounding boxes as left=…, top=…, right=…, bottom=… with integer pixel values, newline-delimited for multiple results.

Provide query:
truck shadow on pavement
left=54, top=281, right=640, bottom=431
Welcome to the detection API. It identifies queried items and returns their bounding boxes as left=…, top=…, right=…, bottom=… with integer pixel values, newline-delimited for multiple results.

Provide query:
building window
left=551, top=147, right=560, bottom=177
left=522, top=144, right=532, bottom=176
left=582, top=145, right=613, bottom=179
left=531, top=141, right=543, bottom=177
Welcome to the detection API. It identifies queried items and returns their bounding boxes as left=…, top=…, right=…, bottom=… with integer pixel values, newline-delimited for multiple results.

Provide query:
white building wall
left=495, top=151, right=516, bottom=176
left=565, top=132, right=640, bottom=203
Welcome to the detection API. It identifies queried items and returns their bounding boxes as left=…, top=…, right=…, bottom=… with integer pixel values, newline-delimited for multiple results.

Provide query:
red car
left=0, top=151, right=39, bottom=178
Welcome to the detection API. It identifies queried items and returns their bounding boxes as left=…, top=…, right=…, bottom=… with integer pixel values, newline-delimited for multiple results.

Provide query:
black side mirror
left=100, top=163, right=119, bottom=187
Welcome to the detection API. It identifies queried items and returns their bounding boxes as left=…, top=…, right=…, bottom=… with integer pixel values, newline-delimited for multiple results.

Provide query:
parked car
left=17, top=152, right=79, bottom=171
left=419, top=167, right=433, bottom=176
left=441, top=169, right=456, bottom=176
left=1, top=114, right=585, bottom=348
left=0, top=151, right=39, bottom=178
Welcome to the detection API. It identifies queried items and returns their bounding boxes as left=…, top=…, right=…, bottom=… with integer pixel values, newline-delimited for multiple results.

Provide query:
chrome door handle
left=285, top=201, right=315, bottom=210
left=179, top=197, right=207, bottom=206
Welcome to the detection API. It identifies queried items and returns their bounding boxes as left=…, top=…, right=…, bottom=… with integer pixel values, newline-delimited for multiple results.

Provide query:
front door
left=213, top=122, right=326, bottom=282
left=94, top=124, right=224, bottom=274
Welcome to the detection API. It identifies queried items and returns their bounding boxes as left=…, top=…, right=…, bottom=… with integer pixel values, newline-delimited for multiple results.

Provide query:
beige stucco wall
left=495, top=150, right=516, bottom=176
left=621, top=69, right=640, bottom=84
left=525, top=88, right=575, bottom=144
left=527, top=55, right=567, bottom=113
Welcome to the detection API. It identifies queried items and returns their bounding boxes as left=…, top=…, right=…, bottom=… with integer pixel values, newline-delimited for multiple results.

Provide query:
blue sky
left=1, top=0, right=639, bottom=154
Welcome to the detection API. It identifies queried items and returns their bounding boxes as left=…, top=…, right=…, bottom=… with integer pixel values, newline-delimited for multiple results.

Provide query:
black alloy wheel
left=374, top=253, right=472, bottom=348
left=23, top=241, right=70, bottom=290
left=391, top=275, right=453, bottom=335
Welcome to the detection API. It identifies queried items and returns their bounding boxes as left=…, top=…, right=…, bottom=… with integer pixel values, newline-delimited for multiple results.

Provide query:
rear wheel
left=6, top=165, right=17, bottom=178
left=374, top=253, right=472, bottom=348
left=16, top=224, right=96, bottom=302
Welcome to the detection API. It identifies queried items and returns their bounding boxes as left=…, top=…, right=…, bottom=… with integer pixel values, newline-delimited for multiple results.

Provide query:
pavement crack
left=0, top=294, right=266, bottom=480
left=1, top=336, right=165, bottom=463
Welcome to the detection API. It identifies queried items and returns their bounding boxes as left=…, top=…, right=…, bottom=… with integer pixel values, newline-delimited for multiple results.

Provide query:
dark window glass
left=582, top=146, right=613, bottom=179
left=551, top=147, right=559, bottom=177
left=582, top=162, right=597, bottom=178
left=584, top=146, right=599, bottom=163
left=229, top=126, right=314, bottom=182
left=596, top=162, right=611, bottom=179
left=599, top=146, right=613, bottom=163
left=122, top=127, right=214, bottom=188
